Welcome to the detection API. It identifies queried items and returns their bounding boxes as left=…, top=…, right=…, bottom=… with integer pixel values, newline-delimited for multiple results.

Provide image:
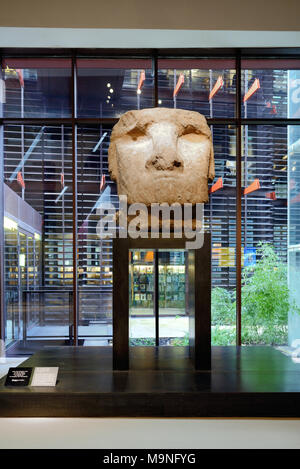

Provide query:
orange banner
left=173, top=74, right=185, bottom=97
left=209, top=76, right=224, bottom=100
left=243, top=78, right=260, bottom=102
left=209, top=177, right=223, bottom=193
left=100, top=174, right=106, bottom=192
left=137, top=70, right=146, bottom=90
left=17, top=171, right=25, bottom=189
left=244, top=178, right=260, bottom=195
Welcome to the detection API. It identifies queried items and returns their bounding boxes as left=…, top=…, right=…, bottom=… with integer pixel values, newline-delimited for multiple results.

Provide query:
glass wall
left=208, top=125, right=236, bottom=345
left=76, top=125, right=116, bottom=344
left=241, top=125, right=288, bottom=345
left=158, top=59, right=235, bottom=117
left=3, top=124, right=73, bottom=345
left=1, top=51, right=300, bottom=352
left=2, top=58, right=72, bottom=118
left=77, top=59, right=154, bottom=118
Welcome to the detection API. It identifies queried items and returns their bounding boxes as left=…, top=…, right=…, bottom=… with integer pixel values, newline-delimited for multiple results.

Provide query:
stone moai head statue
left=108, top=107, right=215, bottom=205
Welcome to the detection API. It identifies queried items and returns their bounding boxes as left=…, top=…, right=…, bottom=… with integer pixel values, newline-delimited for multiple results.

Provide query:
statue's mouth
left=150, top=173, right=180, bottom=181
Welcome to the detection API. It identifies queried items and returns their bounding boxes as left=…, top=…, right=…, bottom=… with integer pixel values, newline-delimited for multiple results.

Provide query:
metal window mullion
left=153, top=50, right=158, bottom=107
left=154, top=249, right=159, bottom=346
left=0, top=125, right=4, bottom=342
left=72, top=55, right=78, bottom=345
left=235, top=50, right=242, bottom=346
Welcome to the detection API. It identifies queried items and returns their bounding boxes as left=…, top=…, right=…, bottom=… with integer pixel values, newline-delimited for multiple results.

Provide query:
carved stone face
left=108, top=108, right=214, bottom=205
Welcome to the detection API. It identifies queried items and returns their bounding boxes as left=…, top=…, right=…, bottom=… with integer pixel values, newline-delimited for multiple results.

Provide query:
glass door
left=158, top=250, right=188, bottom=346
left=129, top=249, right=188, bottom=346
left=129, top=250, right=155, bottom=346
left=4, top=218, right=19, bottom=344
left=18, top=232, right=27, bottom=340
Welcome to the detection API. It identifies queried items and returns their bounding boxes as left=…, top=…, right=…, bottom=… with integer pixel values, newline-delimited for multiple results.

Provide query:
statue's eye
left=180, top=126, right=198, bottom=136
left=180, top=130, right=206, bottom=143
left=128, top=128, right=146, bottom=141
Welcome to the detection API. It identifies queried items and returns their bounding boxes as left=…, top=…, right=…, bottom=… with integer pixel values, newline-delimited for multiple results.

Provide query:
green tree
left=211, top=287, right=235, bottom=325
left=210, top=243, right=299, bottom=346
left=241, top=243, right=290, bottom=345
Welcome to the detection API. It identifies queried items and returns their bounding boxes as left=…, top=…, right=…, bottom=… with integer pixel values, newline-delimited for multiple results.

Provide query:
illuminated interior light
left=282, top=155, right=288, bottom=160
left=158, top=99, right=162, bottom=105
left=34, top=233, right=41, bottom=241
left=55, top=186, right=68, bottom=204
left=106, top=100, right=109, bottom=104
left=109, top=88, right=114, bottom=93
left=107, top=83, right=111, bottom=88
left=137, top=89, right=142, bottom=95
left=19, top=254, right=26, bottom=267
left=4, top=216, right=18, bottom=230
left=292, top=166, right=296, bottom=172
left=92, top=132, right=108, bottom=153
left=9, top=127, right=45, bottom=182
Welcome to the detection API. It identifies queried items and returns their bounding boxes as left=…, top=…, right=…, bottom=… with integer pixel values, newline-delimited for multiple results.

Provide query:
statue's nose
left=146, top=152, right=183, bottom=171
left=145, top=124, right=184, bottom=171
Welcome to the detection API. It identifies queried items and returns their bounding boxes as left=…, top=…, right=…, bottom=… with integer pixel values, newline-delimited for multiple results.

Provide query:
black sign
left=5, top=367, right=32, bottom=387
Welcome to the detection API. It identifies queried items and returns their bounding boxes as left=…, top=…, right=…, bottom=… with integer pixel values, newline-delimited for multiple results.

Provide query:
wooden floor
left=1, top=345, right=300, bottom=417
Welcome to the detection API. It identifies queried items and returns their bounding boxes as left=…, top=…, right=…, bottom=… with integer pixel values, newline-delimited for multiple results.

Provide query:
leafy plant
left=130, top=244, right=298, bottom=347
left=129, top=337, right=156, bottom=346
left=241, top=242, right=290, bottom=345
left=211, top=243, right=299, bottom=346
left=211, top=287, right=235, bottom=326
left=212, top=326, right=236, bottom=345
left=171, top=333, right=189, bottom=346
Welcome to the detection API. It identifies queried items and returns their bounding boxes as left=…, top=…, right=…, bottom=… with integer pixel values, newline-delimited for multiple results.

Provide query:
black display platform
left=1, top=345, right=300, bottom=417
left=113, top=235, right=211, bottom=370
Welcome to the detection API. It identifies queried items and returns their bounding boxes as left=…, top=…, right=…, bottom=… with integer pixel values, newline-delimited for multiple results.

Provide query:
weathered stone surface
left=108, top=107, right=214, bottom=205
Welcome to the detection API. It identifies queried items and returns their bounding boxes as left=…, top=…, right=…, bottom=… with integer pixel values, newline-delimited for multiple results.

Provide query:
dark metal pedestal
left=113, top=234, right=211, bottom=370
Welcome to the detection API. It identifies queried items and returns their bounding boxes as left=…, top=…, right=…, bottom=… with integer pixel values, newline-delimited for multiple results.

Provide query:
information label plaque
left=30, top=367, right=59, bottom=387
left=5, top=368, right=32, bottom=386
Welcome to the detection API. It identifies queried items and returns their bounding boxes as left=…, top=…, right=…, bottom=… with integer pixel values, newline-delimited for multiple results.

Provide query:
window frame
left=1, top=47, right=300, bottom=346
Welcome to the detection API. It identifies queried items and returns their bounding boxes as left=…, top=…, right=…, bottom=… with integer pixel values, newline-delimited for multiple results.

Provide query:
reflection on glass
left=4, top=219, right=19, bottom=345
left=288, top=126, right=300, bottom=346
left=207, top=126, right=237, bottom=345
left=241, top=125, right=288, bottom=345
left=77, top=59, right=154, bottom=118
left=77, top=125, right=115, bottom=343
left=129, top=250, right=155, bottom=346
left=158, top=59, right=236, bottom=118
left=241, top=59, right=300, bottom=119
left=158, top=250, right=187, bottom=346
left=2, top=59, right=72, bottom=118
left=4, top=125, right=73, bottom=343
